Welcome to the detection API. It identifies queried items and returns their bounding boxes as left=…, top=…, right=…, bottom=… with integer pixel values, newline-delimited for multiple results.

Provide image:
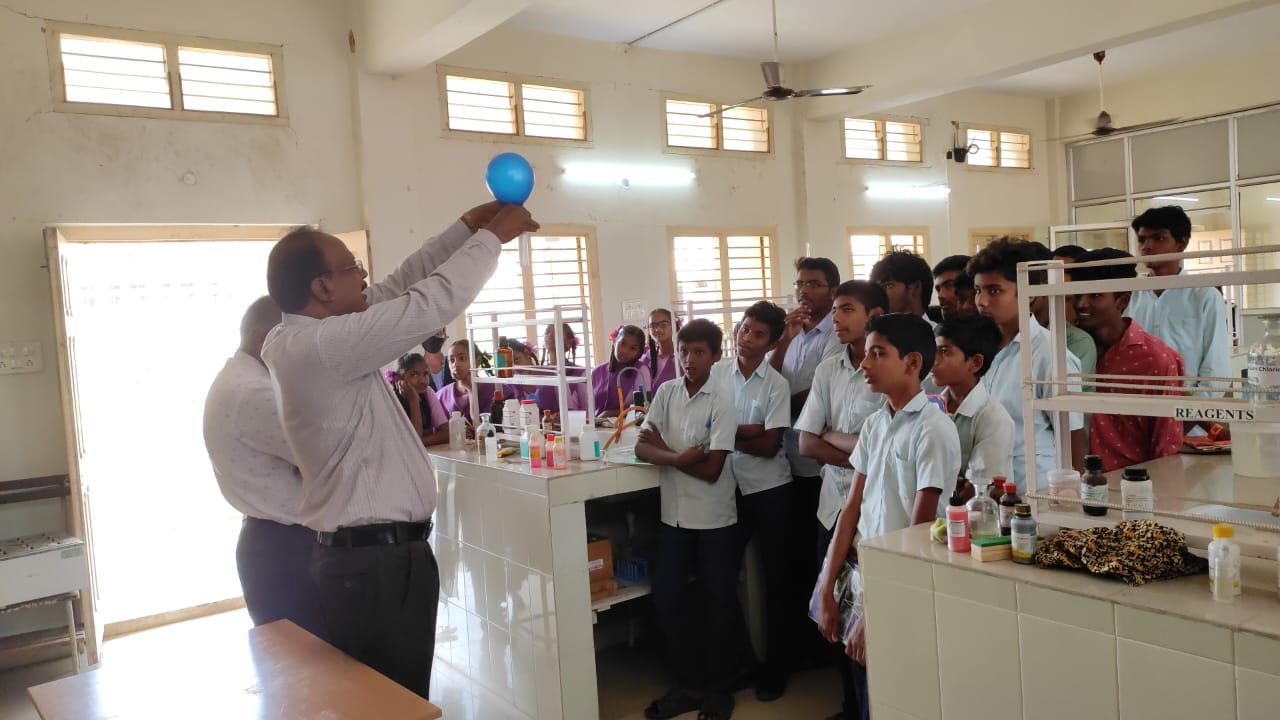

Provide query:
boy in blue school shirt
left=815, top=313, right=961, bottom=720
left=637, top=319, right=742, bottom=720
left=968, top=238, right=1085, bottom=492
left=932, top=316, right=1016, bottom=496
left=710, top=301, right=793, bottom=701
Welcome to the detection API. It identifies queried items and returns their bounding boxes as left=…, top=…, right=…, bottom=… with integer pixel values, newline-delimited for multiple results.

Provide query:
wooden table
left=27, top=619, right=443, bottom=720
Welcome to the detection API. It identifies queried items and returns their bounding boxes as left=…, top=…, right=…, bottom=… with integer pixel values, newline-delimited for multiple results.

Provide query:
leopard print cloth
left=1035, top=520, right=1209, bottom=586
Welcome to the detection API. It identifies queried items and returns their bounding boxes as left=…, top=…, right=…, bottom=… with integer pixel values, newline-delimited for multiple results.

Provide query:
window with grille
left=465, top=232, right=599, bottom=355
left=965, top=126, right=1032, bottom=169
left=671, top=232, right=774, bottom=332
left=665, top=99, right=770, bottom=153
left=443, top=70, right=587, bottom=141
left=49, top=23, right=283, bottom=120
left=848, top=230, right=927, bottom=281
left=843, top=117, right=923, bottom=162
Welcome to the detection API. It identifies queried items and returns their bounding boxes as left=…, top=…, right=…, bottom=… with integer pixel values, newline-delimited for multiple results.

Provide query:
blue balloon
left=485, top=153, right=535, bottom=204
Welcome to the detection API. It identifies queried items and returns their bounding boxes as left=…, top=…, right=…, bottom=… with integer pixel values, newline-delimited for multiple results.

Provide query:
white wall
left=0, top=0, right=363, bottom=485
left=801, top=89, right=1053, bottom=268
left=354, top=25, right=805, bottom=354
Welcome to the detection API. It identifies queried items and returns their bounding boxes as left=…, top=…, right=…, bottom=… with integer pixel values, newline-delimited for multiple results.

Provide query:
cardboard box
left=590, top=578, right=618, bottom=602
left=587, top=536, right=614, bottom=583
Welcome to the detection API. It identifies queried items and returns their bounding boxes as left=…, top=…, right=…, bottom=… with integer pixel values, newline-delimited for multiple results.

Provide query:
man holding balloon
left=262, top=154, right=537, bottom=698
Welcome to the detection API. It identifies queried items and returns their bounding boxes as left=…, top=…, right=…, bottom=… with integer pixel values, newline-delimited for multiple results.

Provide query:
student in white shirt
left=768, top=256, right=843, bottom=647
left=1127, top=205, right=1233, bottom=439
left=931, top=315, right=1015, bottom=496
left=637, top=319, right=741, bottom=720
left=710, top=302, right=792, bottom=701
left=968, top=238, right=1086, bottom=493
left=870, top=250, right=937, bottom=326
left=203, top=296, right=325, bottom=639
left=793, top=280, right=887, bottom=720
left=816, top=314, right=962, bottom=719
left=262, top=201, right=538, bottom=699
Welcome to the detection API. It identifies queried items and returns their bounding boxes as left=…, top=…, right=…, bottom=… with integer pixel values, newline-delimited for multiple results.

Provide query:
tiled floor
left=0, top=610, right=845, bottom=719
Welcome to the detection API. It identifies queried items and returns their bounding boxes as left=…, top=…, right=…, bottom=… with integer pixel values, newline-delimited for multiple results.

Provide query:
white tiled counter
left=859, top=524, right=1280, bottom=720
left=428, top=447, right=659, bottom=720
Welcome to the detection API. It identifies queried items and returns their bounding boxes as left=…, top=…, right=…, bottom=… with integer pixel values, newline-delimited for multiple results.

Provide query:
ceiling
left=983, top=3, right=1280, bottom=98
left=507, top=0, right=988, bottom=63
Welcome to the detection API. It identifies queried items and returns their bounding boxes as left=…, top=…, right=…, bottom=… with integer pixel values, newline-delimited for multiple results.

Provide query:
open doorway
left=47, top=226, right=369, bottom=657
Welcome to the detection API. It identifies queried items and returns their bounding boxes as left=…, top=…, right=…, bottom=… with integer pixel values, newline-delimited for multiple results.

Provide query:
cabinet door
left=933, top=567, right=1021, bottom=720
left=1236, top=668, right=1280, bottom=720
left=1019, top=615, right=1118, bottom=720
left=1117, top=639, right=1235, bottom=719
left=863, top=550, right=940, bottom=720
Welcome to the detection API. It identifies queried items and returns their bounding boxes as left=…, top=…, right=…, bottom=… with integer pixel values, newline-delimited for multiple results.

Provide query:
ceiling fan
left=698, top=0, right=871, bottom=118
left=1052, top=51, right=1178, bottom=141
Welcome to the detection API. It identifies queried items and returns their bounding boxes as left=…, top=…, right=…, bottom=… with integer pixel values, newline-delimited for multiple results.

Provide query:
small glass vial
left=1010, top=504, right=1037, bottom=565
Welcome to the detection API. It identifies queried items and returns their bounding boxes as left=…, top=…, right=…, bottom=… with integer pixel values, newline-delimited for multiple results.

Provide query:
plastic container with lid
left=946, top=495, right=971, bottom=553
left=1047, top=469, right=1080, bottom=510
left=1208, top=523, right=1240, bottom=602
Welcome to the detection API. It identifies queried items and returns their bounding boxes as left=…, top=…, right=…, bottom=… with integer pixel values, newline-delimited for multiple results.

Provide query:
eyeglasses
left=648, top=320, right=671, bottom=329
left=318, top=259, right=364, bottom=278
left=793, top=280, right=830, bottom=290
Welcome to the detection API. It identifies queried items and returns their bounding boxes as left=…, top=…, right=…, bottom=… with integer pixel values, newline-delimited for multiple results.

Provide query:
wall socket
left=0, top=341, right=43, bottom=375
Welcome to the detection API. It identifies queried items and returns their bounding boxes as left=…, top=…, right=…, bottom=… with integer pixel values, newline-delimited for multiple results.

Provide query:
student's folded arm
left=821, top=430, right=860, bottom=455
left=317, top=232, right=501, bottom=381
left=789, top=389, right=810, bottom=416
left=911, top=488, right=943, bottom=525
left=421, top=424, right=450, bottom=447
left=679, top=448, right=729, bottom=482
left=799, top=430, right=853, bottom=468
left=735, top=423, right=765, bottom=441
left=737, top=426, right=784, bottom=457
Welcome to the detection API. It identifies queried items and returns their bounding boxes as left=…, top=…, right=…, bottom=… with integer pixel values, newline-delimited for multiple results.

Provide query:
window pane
left=1070, top=139, right=1126, bottom=201
left=1073, top=201, right=1128, bottom=223
left=178, top=47, right=277, bottom=116
left=966, top=129, right=996, bottom=167
left=849, top=234, right=886, bottom=280
left=721, top=106, right=769, bottom=153
left=666, top=100, right=717, bottom=149
left=446, top=75, right=516, bottom=134
left=673, top=234, right=772, bottom=334
left=843, top=118, right=881, bottom=160
left=521, top=84, right=586, bottom=140
left=1130, top=120, right=1230, bottom=193
left=884, top=121, right=922, bottom=162
left=998, top=131, right=1031, bottom=169
left=1238, top=108, right=1280, bottom=180
left=60, top=34, right=171, bottom=109
left=1133, top=188, right=1231, bottom=213
left=1239, top=182, right=1280, bottom=309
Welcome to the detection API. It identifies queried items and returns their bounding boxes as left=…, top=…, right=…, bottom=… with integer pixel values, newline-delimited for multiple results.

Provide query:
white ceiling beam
left=798, top=0, right=1280, bottom=119
left=358, top=0, right=536, bottom=75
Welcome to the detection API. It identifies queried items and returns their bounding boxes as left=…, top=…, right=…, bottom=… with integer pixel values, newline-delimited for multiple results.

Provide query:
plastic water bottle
left=448, top=411, right=465, bottom=450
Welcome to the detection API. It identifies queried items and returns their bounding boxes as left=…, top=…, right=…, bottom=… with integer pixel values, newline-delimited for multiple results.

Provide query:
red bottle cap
left=1004, top=482, right=1017, bottom=494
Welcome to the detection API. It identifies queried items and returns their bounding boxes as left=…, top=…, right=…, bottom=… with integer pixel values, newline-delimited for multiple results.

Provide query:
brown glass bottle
left=491, top=387, right=505, bottom=427
left=1081, top=454, right=1108, bottom=517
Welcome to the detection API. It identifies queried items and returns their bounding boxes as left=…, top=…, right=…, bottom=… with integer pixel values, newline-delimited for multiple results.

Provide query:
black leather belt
left=316, top=520, right=432, bottom=547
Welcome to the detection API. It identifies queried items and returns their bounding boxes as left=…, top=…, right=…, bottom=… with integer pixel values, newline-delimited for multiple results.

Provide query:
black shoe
left=645, top=688, right=701, bottom=720
left=697, top=691, right=735, bottom=720
left=753, top=671, right=787, bottom=702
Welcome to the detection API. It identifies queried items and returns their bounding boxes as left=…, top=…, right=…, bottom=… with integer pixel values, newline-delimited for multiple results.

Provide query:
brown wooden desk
left=27, top=619, right=443, bottom=719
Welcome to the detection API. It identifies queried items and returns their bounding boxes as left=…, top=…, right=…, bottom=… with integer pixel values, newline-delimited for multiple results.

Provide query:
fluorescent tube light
left=563, top=164, right=695, bottom=187
left=1152, top=195, right=1198, bottom=202
left=865, top=184, right=950, bottom=199
left=1265, top=197, right=1280, bottom=203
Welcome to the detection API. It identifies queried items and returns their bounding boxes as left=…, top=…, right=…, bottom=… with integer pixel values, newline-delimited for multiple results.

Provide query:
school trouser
left=235, top=517, right=328, bottom=641
left=310, top=521, right=439, bottom=699
left=736, top=482, right=793, bottom=683
left=816, top=518, right=870, bottom=720
left=788, top=474, right=827, bottom=664
left=653, top=522, right=744, bottom=693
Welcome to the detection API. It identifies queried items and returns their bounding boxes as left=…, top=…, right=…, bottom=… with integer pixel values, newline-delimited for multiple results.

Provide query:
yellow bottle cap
left=1211, top=523, right=1234, bottom=539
